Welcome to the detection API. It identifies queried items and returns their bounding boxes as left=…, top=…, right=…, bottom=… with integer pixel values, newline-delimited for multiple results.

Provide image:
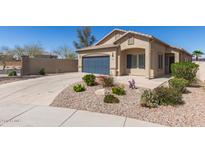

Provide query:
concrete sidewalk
left=0, top=103, right=163, bottom=127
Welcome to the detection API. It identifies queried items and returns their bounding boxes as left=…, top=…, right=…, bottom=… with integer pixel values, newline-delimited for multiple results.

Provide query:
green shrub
left=8, top=70, right=17, bottom=76
left=169, top=78, right=189, bottom=92
left=140, top=90, right=159, bottom=108
left=102, top=77, right=114, bottom=87
left=39, top=68, right=46, bottom=75
left=112, top=86, right=126, bottom=95
left=154, top=86, right=183, bottom=106
left=171, top=62, right=199, bottom=84
left=82, top=74, right=96, bottom=86
left=104, top=94, right=119, bottom=103
left=140, top=86, right=183, bottom=108
left=73, top=84, right=85, bottom=92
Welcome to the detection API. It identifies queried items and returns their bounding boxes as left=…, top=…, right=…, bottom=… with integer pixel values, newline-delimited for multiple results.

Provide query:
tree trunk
left=196, top=56, right=199, bottom=61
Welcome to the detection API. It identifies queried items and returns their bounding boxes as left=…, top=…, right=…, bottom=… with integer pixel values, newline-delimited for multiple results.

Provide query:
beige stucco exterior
left=77, top=29, right=192, bottom=78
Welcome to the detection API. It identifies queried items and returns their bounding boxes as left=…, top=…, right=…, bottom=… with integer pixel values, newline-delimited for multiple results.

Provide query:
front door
left=165, top=54, right=175, bottom=74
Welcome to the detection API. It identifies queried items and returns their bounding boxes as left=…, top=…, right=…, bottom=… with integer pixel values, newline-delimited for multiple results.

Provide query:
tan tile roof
left=76, top=44, right=119, bottom=52
left=77, top=28, right=192, bottom=56
left=169, top=46, right=192, bottom=56
left=113, top=29, right=192, bottom=56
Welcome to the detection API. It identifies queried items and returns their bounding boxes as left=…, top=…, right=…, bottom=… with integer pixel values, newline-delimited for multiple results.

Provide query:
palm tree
left=73, top=27, right=96, bottom=49
left=192, top=50, right=204, bottom=61
left=53, top=45, right=77, bottom=59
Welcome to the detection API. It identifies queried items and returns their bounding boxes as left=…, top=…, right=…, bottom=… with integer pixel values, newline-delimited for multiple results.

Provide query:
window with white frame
left=127, top=54, right=145, bottom=69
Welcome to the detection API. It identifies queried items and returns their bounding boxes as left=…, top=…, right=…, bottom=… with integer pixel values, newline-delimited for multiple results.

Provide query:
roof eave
left=76, top=45, right=119, bottom=53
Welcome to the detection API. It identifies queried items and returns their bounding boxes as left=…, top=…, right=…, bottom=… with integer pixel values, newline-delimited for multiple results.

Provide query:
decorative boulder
left=95, top=88, right=105, bottom=96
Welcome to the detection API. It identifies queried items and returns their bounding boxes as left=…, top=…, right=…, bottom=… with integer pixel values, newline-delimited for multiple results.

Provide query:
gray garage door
left=82, top=56, right=110, bottom=75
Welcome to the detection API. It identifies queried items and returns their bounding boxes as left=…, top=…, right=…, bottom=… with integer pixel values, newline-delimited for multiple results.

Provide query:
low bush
left=171, top=62, right=199, bottom=84
left=154, top=86, right=183, bottom=106
left=82, top=74, right=96, bottom=86
left=112, top=86, right=126, bottom=95
left=140, top=90, right=159, bottom=108
left=104, top=94, right=119, bottom=103
left=8, top=70, right=17, bottom=76
left=39, top=68, right=46, bottom=75
left=73, top=84, right=85, bottom=92
left=102, top=76, right=114, bottom=87
left=169, top=78, right=189, bottom=93
left=140, top=86, right=183, bottom=108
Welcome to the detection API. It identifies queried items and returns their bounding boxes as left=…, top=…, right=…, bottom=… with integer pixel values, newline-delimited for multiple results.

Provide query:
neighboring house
left=77, top=29, right=192, bottom=78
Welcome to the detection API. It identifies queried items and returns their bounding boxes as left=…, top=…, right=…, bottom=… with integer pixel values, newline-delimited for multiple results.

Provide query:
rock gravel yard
left=51, top=82, right=205, bottom=127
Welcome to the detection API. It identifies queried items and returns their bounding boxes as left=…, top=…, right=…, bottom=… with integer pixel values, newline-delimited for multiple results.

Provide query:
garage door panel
left=82, top=56, right=110, bottom=75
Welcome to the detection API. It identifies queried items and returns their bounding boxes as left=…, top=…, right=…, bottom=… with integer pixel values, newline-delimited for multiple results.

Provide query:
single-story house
left=77, top=29, right=192, bottom=78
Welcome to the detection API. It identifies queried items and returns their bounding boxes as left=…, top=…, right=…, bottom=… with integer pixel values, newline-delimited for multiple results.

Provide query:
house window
left=139, top=54, right=145, bottom=69
left=127, top=54, right=137, bottom=68
left=128, top=37, right=134, bottom=45
left=158, top=54, right=163, bottom=69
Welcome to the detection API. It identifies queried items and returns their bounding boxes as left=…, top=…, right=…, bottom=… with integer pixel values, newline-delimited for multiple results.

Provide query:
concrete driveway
left=0, top=72, right=83, bottom=105
left=0, top=72, right=163, bottom=127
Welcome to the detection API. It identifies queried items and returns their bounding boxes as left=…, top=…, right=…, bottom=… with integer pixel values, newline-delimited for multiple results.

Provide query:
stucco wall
left=97, top=31, right=125, bottom=45
left=118, top=34, right=151, bottom=77
left=78, top=47, right=118, bottom=76
left=180, top=52, right=192, bottom=62
left=119, top=34, right=150, bottom=51
left=21, top=56, right=78, bottom=75
left=150, top=41, right=192, bottom=78
left=151, top=41, right=167, bottom=77
left=194, top=61, right=205, bottom=82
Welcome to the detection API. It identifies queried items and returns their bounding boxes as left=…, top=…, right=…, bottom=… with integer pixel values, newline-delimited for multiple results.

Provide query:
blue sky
left=0, top=26, right=205, bottom=55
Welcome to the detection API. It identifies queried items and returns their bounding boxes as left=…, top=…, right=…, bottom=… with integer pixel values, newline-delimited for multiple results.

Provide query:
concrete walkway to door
left=114, top=75, right=170, bottom=89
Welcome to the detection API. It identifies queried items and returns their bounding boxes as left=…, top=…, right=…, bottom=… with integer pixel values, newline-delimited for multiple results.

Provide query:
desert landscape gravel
left=51, top=82, right=205, bottom=127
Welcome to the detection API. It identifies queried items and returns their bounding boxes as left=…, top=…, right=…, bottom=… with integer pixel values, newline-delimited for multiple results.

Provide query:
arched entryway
left=120, top=48, right=146, bottom=76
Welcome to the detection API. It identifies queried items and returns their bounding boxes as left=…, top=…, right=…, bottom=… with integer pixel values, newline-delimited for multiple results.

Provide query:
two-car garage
left=82, top=56, right=110, bottom=75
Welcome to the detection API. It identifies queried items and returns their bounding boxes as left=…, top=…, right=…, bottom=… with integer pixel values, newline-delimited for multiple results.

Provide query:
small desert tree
left=53, top=45, right=77, bottom=59
left=73, top=27, right=96, bottom=49
left=192, top=50, right=204, bottom=61
left=0, top=46, right=14, bottom=70
left=24, top=43, right=44, bottom=57
left=13, top=45, right=26, bottom=60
